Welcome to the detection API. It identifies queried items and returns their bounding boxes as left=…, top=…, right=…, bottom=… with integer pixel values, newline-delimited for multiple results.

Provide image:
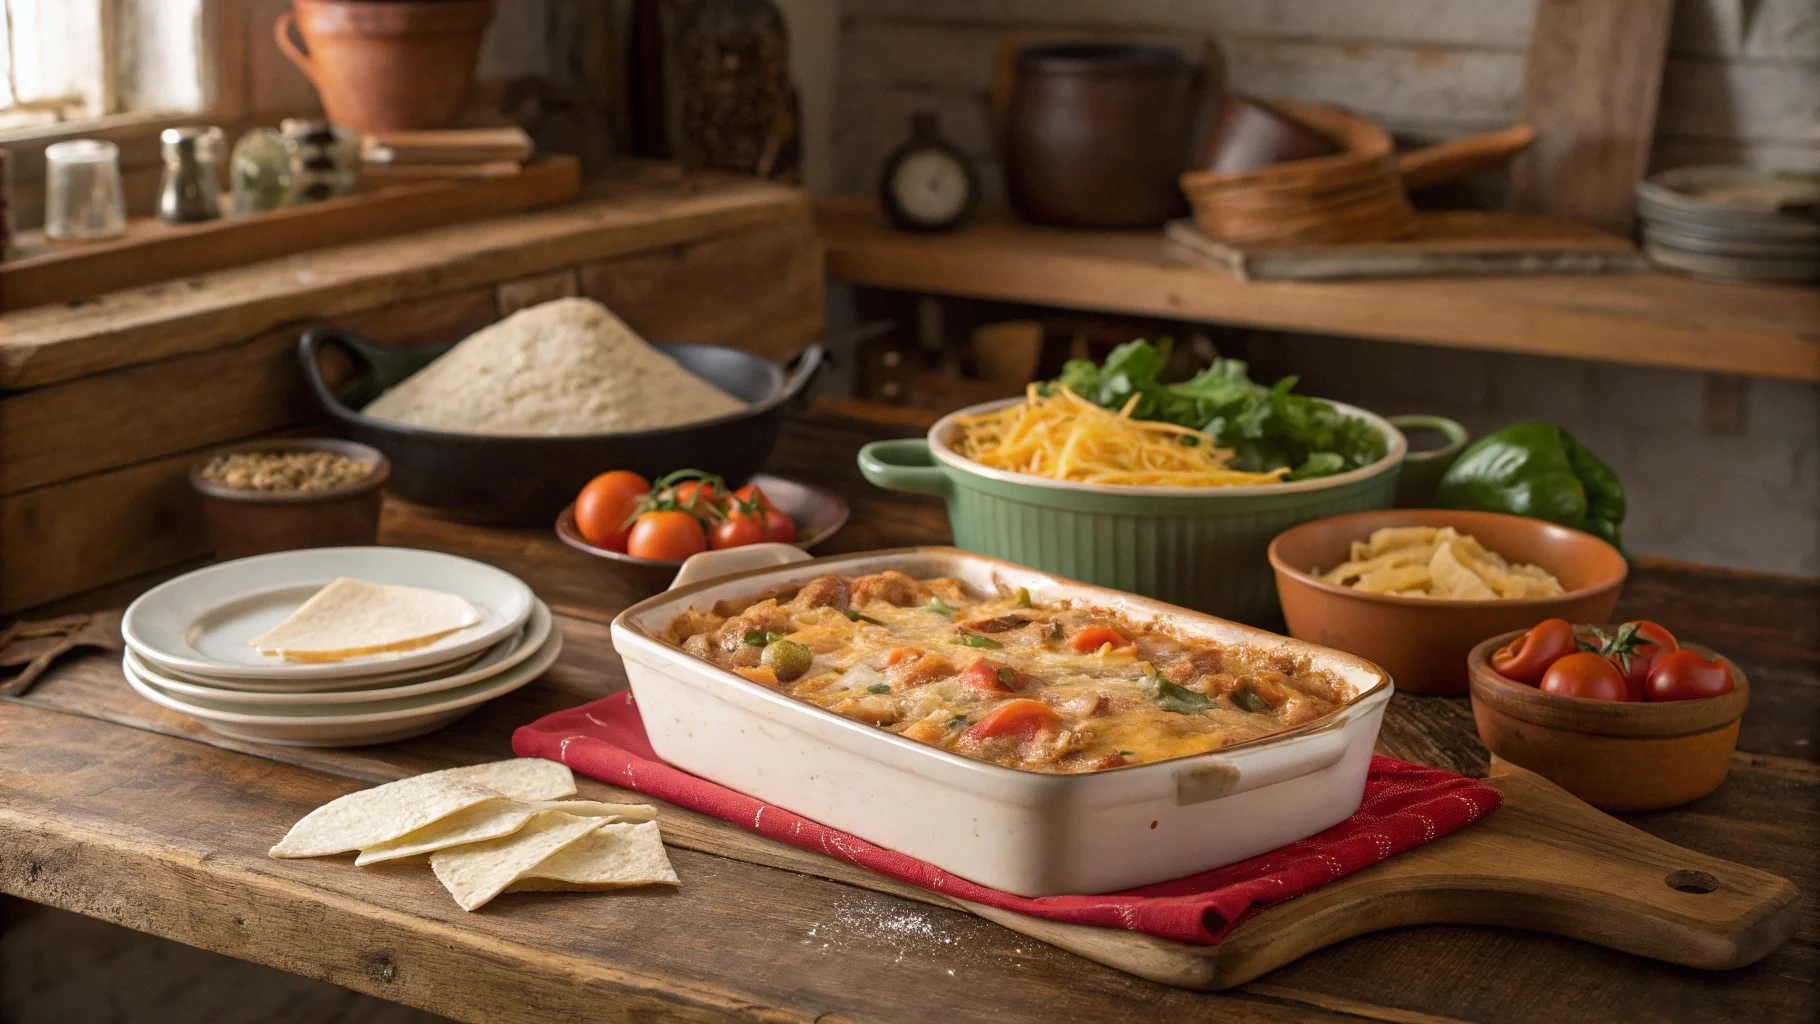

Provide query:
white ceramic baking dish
left=611, top=545, right=1392, bottom=897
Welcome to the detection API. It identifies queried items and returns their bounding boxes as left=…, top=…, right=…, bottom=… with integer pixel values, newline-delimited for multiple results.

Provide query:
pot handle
left=670, top=543, right=811, bottom=590
left=857, top=439, right=952, bottom=498
left=777, top=343, right=830, bottom=415
left=1390, top=414, right=1470, bottom=468
left=273, top=11, right=321, bottom=87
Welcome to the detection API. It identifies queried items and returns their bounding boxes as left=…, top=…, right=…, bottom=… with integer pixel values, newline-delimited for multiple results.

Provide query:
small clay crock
left=275, top=0, right=494, bottom=132
left=1268, top=509, right=1627, bottom=695
left=190, top=438, right=389, bottom=561
left=1469, top=631, right=1748, bottom=811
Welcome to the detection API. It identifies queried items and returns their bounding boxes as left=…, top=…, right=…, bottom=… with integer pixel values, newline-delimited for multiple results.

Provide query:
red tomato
left=1491, top=618, right=1578, bottom=685
left=759, top=506, right=797, bottom=544
left=1067, top=626, right=1126, bottom=654
left=1645, top=649, right=1734, bottom=702
left=663, top=479, right=726, bottom=515
left=1598, top=620, right=1679, bottom=701
left=1539, top=652, right=1631, bottom=702
left=733, top=484, right=775, bottom=510
left=709, top=508, right=768, bottom=550
left=964, top=699, right=1062, bottom=741
left=959, top=659, right=1025, bottom=693
left=573, top=471, right=648, bottom=551
left=626, top=510, right=707, bottom=561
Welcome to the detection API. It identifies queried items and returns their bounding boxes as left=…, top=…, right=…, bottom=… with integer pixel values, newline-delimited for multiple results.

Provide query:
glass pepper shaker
left=158, top=126, right=225, bottom=223
left=230, top=128, right=291, bottom=214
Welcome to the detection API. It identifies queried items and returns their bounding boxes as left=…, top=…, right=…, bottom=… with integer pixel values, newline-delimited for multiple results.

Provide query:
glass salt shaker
left=281, top=119, right=360, bottom=204
left=43, top=139, right=128, bottom=240
left=158, top=126, right=225, bottom=223
left=230, top=128, right=291, bottom=214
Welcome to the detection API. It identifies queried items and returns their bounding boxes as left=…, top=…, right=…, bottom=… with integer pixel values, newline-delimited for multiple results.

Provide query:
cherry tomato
left=1067, top=626, right=1127, bottom=654
left=1645, top=649, right=1734, bottom=702
left=959, top=659, right=1025, bottom=693
left=1597, top=620, right=1679, bottom=700
left=1539, top=652, right=1631, bottom=702
left=663, top=479, right=726, bottom=515
left=709, top=508, right=768, bottom=550
left=573, top=471, right=648, bottom=551
left=758, top=506, right=797, bottom=544
left=964, top=698, right=1062, bottom=741
left=626, top=510, right=707, bottom=561
left=1491, top=618, right=1578, bottom=684
left=733, top=484, right=775, bottom=510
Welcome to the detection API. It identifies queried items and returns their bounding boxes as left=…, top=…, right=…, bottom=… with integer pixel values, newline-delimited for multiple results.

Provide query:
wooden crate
left=0, top=164, right=823, bottom=613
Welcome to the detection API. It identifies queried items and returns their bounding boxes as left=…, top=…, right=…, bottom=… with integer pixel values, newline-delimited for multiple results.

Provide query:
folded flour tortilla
left=249, top=577, right=480, bottom=663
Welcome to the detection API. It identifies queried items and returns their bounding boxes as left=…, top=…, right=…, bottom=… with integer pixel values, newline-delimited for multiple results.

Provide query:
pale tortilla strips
left=510, top=821, right=679, bottom=892
left=269, top=759, right=573, bottom=858
left=355, top=798, right=656, bottom=865
left=431, top=811, right=603, bottom=911
left=249, top=578, right=481, bottom=663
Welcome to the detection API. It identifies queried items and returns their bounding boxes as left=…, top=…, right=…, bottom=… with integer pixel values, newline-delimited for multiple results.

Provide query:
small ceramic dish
left=190, top=438, right=389, bottom=560
left=555, top=473, right=850, bottom=569
left=1468, top=630, right=1749, bottom=811
left=1268, top=509, right=1627, bottom=694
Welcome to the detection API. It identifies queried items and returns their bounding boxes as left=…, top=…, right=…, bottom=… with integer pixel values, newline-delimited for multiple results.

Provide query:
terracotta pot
left=1469, top=631, right=1748, bottom=811
left=275, top=0, right=494, bottom=133
left=1268, top=509, right=1627, bottom=695
left=191, top=438, right=389, bottom=561
left=999, top=43, right=1215, bottom=228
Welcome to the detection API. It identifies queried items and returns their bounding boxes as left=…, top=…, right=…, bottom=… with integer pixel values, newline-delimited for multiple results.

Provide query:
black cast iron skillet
left=300, top=325, right=828, bottom=526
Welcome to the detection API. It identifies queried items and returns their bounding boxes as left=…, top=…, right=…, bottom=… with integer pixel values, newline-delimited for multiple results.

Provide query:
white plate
left=123, top=547, right=535, bottom=682
left=137, top=643, right=498, bottom=693
left=123, top=625, right=563, bottom=748
left=126, top=600, right=554, bottom=706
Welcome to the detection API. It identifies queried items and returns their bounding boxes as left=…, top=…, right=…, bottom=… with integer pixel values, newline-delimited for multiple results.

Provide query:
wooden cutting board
left=11, top=660, right=1801, bottom=991
left=1165, top=214, right=1645, bottom=281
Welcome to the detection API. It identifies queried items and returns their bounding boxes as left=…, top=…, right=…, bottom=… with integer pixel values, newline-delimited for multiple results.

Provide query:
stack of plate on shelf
left=120, top=547, right=557, bottom=747
left=1636, top=166, right=1820, bottom=284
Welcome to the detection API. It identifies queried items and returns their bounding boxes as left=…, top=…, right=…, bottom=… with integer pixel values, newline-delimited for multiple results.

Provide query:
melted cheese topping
left=664, top=572, right=1350, bottom=774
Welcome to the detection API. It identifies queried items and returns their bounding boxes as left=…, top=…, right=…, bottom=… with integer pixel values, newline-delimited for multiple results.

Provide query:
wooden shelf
left=818, top=198, right=1820, bottom=382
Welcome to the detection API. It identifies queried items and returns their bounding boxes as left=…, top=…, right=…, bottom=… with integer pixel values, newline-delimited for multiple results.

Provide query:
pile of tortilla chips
left=270, top=758, right=677, bottom=911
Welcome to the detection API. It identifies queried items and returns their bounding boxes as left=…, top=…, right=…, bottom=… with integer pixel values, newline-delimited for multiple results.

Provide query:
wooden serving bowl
left=190, top=438, right=389, bottom=560
left=1268, top=509, right=1627, bottom=695
left=1469, top=632, right=1748, bottom=811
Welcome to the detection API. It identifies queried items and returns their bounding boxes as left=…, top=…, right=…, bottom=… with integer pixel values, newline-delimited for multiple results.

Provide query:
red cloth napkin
left=513, top=691, right=1502, bottom=944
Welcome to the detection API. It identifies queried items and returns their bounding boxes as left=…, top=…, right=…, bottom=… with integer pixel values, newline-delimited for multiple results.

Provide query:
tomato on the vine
left=626, top=510, right=707, bottom=561
left=1539, top=652, right=1630, bottom=702
left=1645, top=649, right=1734, bottom=702
left=709, top=508, right=770, bottom=550
left=573, top=470, right=648, bottom=551
left=758, top=506, right=797, bottom=543
left=1595, top=620, right=1679, bottom=701
left=733, top=484, right=775, bottom=510
left=663, top=479, right=726, bottom=514
left=1491, top=618, right=1578, bottom=685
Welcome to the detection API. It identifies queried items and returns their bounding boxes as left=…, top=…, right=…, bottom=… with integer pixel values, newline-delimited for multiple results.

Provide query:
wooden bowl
left=1268, top=509, right=1627, bottom=695
left=1469, top=631, right=1748, bottom=811
left=190, top=438, right=389, bottom=560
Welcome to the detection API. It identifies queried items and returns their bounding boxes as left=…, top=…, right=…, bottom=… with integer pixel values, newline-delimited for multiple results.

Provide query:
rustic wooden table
left=2, top=406, right=1815, bottom=1024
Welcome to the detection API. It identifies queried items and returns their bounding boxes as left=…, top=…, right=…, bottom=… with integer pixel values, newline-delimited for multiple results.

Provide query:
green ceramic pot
left=859, top=400, right=1458, bottom=626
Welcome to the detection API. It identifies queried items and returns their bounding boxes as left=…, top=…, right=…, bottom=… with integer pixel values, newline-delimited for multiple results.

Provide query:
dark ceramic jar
left=1001, top=43, right=1205, bottom=228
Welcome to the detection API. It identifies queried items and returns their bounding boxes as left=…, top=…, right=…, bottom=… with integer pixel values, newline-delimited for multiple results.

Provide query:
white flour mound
left=361, top=298, right=747, bottom=435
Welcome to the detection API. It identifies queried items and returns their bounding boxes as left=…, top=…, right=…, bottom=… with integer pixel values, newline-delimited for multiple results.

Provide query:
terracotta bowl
left=1268, top=509, right=1627, bottom=695
left=191, top=438, right=389, bottom=560
left=1469, top=631, right=1748, bottom=811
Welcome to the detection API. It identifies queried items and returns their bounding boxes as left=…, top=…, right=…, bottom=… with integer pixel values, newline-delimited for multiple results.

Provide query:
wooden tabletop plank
left=817, top=199, right=1820, bottom=382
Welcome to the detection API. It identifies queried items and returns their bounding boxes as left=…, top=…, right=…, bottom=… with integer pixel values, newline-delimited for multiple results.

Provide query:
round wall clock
left=878, top=111, right=980, bottom=232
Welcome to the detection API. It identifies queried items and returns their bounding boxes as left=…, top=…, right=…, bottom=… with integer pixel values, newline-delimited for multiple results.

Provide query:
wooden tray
left=13, top=658, right=1799, bottom=992
left=0, top=156, right=581, bottom=311
left=1166, top=213, right=1646, bottom=281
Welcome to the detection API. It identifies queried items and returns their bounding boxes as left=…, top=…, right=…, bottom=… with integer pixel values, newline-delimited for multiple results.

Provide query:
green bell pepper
left=1436, top=422, right=1626, bottom=549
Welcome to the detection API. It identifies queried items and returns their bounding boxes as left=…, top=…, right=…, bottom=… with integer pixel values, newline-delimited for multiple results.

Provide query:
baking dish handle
left=671, top=543, right=812, bottom=590
left=1175, top=726, right=1352, bottom=804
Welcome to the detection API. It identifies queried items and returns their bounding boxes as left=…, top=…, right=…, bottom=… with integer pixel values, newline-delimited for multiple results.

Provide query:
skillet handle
left=298, top=326, right=369, bottom=411
left=778, top=344, right=830, bottom=415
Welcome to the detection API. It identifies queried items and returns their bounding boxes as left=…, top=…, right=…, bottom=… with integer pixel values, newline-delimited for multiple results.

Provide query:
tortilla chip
left=249, top=578, right=480, bottom=663
left=269, top=759, right=573, bottom=858
left=510, top=821, right=679, bottom=892
left=431, top=811, right=603, bottom=911
left=355, top=798, right=655, bottom=865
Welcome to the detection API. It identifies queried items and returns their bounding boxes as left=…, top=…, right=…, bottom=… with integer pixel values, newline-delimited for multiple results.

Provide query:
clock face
left=890, top=149, right=971, bottom=225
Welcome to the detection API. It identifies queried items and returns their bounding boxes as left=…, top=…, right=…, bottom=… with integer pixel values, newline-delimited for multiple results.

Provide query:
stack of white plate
left=1637, top=166, right=1820, bottom=284
left=120, top=547, right=558, bottom=747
